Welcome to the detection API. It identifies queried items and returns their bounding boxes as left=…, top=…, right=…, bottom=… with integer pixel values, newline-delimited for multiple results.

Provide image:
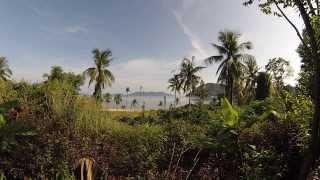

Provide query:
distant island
left=127, top=91, right=173, bottom=97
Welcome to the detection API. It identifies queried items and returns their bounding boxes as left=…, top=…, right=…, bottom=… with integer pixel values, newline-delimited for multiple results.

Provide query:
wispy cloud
left=173, top=0, right=219, bottom=83
left=173, top=11, right=209, bottom=60
left=64, top=25, right=87, bottom=33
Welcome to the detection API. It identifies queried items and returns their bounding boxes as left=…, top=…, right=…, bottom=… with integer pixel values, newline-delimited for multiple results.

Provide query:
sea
left=104, top=95, right=198, bottom=110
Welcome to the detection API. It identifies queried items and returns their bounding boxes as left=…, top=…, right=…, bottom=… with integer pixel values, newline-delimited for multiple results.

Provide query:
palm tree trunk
left=188, top=95, right=191, bottom=120
left=126, top=92, right=128, bottom=108
left=174, top=91, right=177, bottom=107
left=94, top=83, right=102, bottom=100
left=229, top=77, right=234, bottom=105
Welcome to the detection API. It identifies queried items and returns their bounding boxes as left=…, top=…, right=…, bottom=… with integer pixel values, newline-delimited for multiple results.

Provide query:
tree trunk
left=174, top=91, right=177, bottom=107
left=188, top=95, right=191, bottom=120
left=230, top=77, right=234, bottom=105
left=126, top=92, right=128, bottom=108
left=299, top=56, right=320, bottom=180
left=93, top=83, right=101, bottom=100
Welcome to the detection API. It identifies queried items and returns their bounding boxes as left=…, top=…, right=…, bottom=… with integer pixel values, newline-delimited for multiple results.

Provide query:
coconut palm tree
left=84, top=49, right=115, bottom=100
left=178, top=56, right=205, bottom=106
left=125, top=87, right=130, bottom=108
left=0, top=57, right=12, bottom=81
left=243, top=57, right=259, bottom=102
left=168, top=74, right=181, bottom=107
left=158, top=101, right=163, bottom=108
left=131, top=99, right=138, bottom=108
left=235, top=57, right=259, bottom=105
left=114, top=94, right=122, bottom=108
left=205, top=31, right=253, bottom=104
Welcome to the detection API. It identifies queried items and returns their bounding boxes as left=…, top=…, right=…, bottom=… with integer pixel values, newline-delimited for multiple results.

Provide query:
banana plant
left=221, top=97, right=239, bottom=128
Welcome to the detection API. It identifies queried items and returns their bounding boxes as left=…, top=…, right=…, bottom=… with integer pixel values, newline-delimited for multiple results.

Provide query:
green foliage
left=84, top=49, right=115, bottom=100
left=0, top=81, right=16, bottom=103
left=44, top=66, right=84, bottom=93
left=221, top=98, right=239, bottom=127
left=0, top=70, right=314, bottom=179
left=256, top=72, right=273, bottom=100
left=104, top=92, right=112, bottom=103
left=0, top=115, right=5, bottom=128
left=113, top=94, right=122, bottom=107
left=205, top=30, right=253, bottom=104
left=265, top=57, right=293, bottom=95
left=177, top=56, right=204, bottom=101
left=0, top=57, right=12, bottom=82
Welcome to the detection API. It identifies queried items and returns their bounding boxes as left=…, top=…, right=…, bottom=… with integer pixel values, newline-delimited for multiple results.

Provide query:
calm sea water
left=104, top=95, right=196, bottom=110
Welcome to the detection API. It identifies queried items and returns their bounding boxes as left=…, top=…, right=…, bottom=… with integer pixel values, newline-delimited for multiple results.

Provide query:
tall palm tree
left=168, top=74, right=181, bottom=107
left=84, top=49, right=115, bottom=100
left=235, top=57, right=259, bottom=105
left=0, top=57, right=12, bottom=81
left=243, top=57, right=259, bottom=103
left=178, top=56, right=205, bottom=106
left=131, top=99, right=138, bottom=108
left=205, top=31, right=253, bottom=104
left=125, top=87, right=130, bottom=108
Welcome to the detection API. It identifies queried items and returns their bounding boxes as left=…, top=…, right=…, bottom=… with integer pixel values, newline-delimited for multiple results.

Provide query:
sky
left=0, top=0, right=304, bottom=94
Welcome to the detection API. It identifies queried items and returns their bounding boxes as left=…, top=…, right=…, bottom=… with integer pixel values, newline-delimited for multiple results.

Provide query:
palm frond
left=238, top=41, right=253, bottom=51
left=212, top=43, right=228, bottom=54
left=204, top=55, right=224, bottom=65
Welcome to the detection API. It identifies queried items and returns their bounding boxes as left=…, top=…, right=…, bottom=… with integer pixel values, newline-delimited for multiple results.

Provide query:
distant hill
left=128, top=91, right=173, bottom=97
left=204, top=83, right=225, bottom=97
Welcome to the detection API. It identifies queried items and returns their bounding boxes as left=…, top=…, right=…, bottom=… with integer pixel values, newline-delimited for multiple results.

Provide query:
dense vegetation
left=0, top=0, right=320, bottom=179
left=0, top=72, right=314, bottom=179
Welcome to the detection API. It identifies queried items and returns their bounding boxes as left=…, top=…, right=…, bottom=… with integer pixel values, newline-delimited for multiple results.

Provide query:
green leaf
left=221, top=98, right=239, bottom=127
left=0, top=114, right=6, bottom=128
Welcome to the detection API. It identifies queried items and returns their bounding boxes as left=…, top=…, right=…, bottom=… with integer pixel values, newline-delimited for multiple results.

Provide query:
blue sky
left=0, top=0, right=303, bottom=93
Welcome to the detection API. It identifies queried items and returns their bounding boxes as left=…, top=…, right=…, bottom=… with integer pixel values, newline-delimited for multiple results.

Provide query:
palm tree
left=243, top=57, right=259, bottom=103
left=84, top=49, right=115, bottom=100
left=256, top=72, right=273, bottom=100
left=131, top=99, right=138, bottom=108
left=125, top=87, right=130, bottom=108
left=0, top=57, right=12, bottom=81
left=175, top=97, right=179, bottom=106
left=205, top=31, right=253, bottom=104
left=168, top=74, right=181, bottom=107
left=178, top=56, right=205, bottom=107
left=113, top=94, right=122, bottom=108
left=158, top=101, right=163, bottom=108
left=235, top=57, right=259, bottom=105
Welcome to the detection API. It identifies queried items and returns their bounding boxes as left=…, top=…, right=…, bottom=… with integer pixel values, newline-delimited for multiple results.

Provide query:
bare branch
left=273, top=0, right=310, bottom=54
left=185, top=149, right=202, bottom=180
left=293, top=0, right=318, bottom=56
